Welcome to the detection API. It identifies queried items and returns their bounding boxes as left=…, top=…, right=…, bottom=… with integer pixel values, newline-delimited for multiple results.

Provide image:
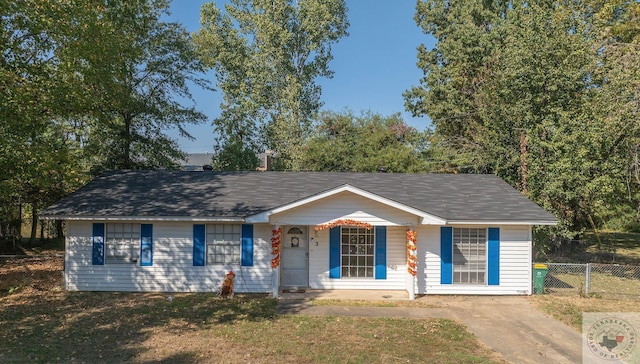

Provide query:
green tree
left=404, top=0, right=618, bottom=239
left=302, top=110, right=429, bottom=173
left=480, top=2, right=596, bottom=236
left=211, top=135, right=260, bottom=171
left=584, top=0, right=640, bottom=231
left=2, top=1, right=209, bottom=175
left=1, top=0, right=87, bottom=242
left=194, top=0, right=349, bottom=170
left=1, top=0, right=209, bottom=241
left=404, top=0, right=508, bottom=144
left=72, top=1, right=210, bottom=173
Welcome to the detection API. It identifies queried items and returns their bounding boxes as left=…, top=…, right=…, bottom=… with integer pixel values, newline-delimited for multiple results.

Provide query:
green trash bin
left=533, top=264, right=548, bottom=294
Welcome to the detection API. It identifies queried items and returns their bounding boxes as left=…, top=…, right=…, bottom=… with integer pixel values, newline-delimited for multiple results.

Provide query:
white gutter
left=40, top=217, right=557, bottom=226
left=39, top=215, right=246, bottom=222
left=445, top=220, right=558, bottom=226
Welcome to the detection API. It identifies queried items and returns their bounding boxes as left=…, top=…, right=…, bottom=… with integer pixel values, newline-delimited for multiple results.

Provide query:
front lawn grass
left=529, top=295, right=640, bottom=331
left=0, top=257, right=503, bottom=363
left=0, top=292, right=501, bottom=363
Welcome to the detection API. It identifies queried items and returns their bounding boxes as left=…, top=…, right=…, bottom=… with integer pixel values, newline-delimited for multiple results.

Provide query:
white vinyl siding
left=65, top=221, right=272, bottom=293
left=418, top=225, right=533, bottom=295
left=64, top=221, right=534, bottom=295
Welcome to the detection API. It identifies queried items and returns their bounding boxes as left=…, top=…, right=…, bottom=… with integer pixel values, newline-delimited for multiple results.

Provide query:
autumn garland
left=315, top=219, right=372, bottom=231
left=407, top=228, right=417, bottom=277
left=271, top=227, right=282, bottom=268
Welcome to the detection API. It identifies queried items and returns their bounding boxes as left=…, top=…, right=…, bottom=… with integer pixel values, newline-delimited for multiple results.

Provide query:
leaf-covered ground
left=0, top=257, right=504, bottom=363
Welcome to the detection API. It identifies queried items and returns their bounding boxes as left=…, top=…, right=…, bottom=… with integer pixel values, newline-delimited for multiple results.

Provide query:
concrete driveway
left=276, top=292, right=582, bottom=363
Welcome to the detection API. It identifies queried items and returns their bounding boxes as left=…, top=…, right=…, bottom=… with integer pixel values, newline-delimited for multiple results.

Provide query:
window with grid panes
left=340, top=227, right=375, bottom=278
left=452, top=228, right=487, bottom=284
left=206, top=224, right=241, bottom=264
left=105, top=223, right=140, bottom=264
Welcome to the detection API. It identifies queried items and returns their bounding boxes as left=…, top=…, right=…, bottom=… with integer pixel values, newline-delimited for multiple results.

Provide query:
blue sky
left=166, top=0, right=434, bottom=153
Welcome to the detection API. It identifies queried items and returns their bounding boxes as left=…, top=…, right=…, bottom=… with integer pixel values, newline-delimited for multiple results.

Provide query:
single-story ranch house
left=40, top=170, right=557, bottom=299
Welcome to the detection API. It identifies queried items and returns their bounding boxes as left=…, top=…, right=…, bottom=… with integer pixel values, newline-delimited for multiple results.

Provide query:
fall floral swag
left=407, top=228, right=417, bottom=277
left=271, top=227, right=281, bottom=268
left=314, top=219, right=372, bottom=231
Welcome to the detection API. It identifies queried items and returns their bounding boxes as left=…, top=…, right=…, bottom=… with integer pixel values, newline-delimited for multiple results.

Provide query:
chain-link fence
left=536, top=262, right=640, bottom=299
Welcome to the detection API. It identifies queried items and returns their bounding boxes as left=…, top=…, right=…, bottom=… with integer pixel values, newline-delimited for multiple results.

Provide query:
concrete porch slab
left=278, top=289, right=410, bottom=301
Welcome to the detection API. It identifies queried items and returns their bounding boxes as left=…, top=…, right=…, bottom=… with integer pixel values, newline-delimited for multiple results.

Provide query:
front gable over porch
left=246, top=184, right=447, bottom=226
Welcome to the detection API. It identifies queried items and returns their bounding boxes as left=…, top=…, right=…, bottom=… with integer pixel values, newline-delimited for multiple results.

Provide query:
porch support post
left=407, top=227, right=417, bottom=300
left=271, top=225, right=281, bottom=298
left=408, top=275, right=416, bottom=300
left=272, top=268, right=280, bottom=298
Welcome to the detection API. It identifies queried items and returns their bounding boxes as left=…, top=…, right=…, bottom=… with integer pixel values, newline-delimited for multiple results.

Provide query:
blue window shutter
left=375, top=226, right=387, bottom=280
left=329, top=226, right=341, bottom=278
left=92, top=223, right=105, bottom=265
left=193, top=224, right=205, bottom=266
left=140, top=224, right=153, bottom=266
left=241, top=224, right=254, bottom=266
left=488, top=227, right=500, bottom=285
left=440, top=226, right=453, bottom=284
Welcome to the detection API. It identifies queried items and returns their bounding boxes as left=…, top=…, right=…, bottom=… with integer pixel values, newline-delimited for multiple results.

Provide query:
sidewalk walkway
left=276, top=292, right=582, bottom=364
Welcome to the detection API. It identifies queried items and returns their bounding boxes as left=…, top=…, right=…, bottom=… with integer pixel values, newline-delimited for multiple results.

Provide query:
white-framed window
left=453, top=227, right=487, bottom=284
left=340, top=227, right=375, bottom=278
left=105, top=223, right=140, bottom=264
left=206, top=224, right=241, bottom=264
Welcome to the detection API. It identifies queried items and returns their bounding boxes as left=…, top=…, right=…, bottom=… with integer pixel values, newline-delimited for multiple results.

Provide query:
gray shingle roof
left=40, top=170, right=557, bottom=224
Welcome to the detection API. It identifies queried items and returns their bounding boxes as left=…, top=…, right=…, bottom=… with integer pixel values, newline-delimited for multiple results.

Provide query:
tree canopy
left=406, top=0, right=640, bottom=239
left=302, top=110, right=429, bottom=173
left=1, top=0, right=209, bottom=242
left=4, top=0, right=640, bottom=252
left=194, top=0, right=349, bottom=170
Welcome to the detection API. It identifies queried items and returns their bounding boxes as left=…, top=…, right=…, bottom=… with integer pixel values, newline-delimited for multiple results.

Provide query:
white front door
left=280, top=226, right=308, bottom=288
